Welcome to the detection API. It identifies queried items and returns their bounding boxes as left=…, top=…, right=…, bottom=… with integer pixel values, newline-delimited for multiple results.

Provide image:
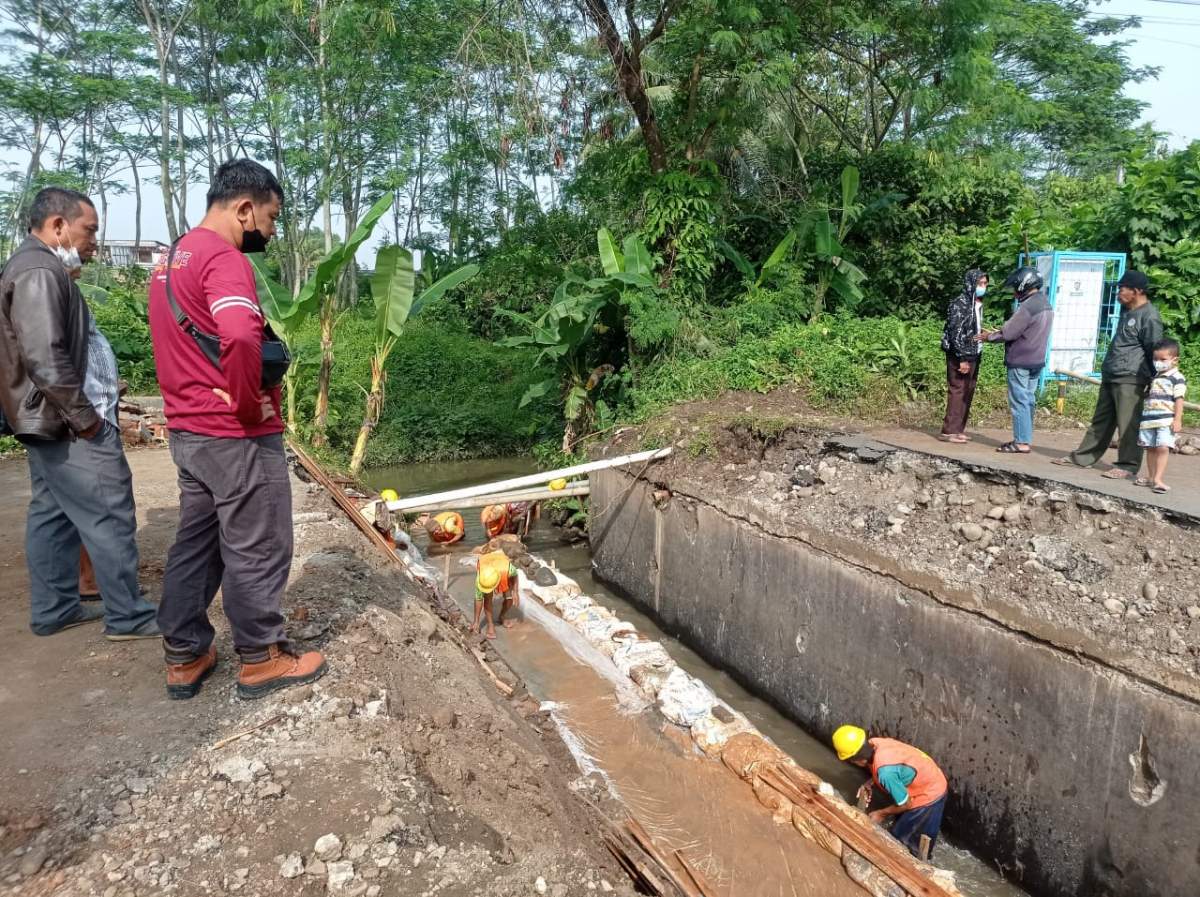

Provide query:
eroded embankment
left=589, top=429, right=1200, bottom=897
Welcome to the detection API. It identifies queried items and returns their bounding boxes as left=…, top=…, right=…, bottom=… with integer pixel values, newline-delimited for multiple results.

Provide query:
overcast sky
left=1, top=0, right=1197, bottom=266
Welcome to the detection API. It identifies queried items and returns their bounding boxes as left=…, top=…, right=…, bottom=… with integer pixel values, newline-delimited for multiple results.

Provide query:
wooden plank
left=384, top=447, right=672, bottom=512
left=674, top=850, right=720, bottom=897
left=761, top=768, right=956, bottom=897
left=398, top=483, right=589, bottom=514
left=626, top=818, right=704, bottom=897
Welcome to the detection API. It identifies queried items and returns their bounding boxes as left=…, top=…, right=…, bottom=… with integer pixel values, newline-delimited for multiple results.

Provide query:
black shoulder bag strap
left=164, top=241, right=224, bottom=371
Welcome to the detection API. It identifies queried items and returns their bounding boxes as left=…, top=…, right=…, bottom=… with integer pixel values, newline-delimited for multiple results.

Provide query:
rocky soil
left=0, top=465, right=636, bottom=897
left=616, top=394, right=1200, bottom=682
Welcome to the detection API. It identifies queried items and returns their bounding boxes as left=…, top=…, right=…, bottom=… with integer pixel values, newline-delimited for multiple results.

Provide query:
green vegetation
left=4, top=0, right=1199, bottom=466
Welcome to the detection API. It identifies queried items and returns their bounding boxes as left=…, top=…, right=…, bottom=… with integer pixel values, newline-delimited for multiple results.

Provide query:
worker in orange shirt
left=833, top=725, right=949, bottom=859
left=425, top=511, right=464, bottom=545
left=473, top=550, right=519, bottom=639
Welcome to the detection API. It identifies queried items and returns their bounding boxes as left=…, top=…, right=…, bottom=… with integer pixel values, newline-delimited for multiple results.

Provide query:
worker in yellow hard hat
left=425, top=511, right=465, bottom=546
left=548, top=478, right=567, bottom=491
left=832, top=725, right=949, bottom=859
left=473, top=549, right=519, bottom=639
left=379, top=488, right=399, bottom=503
left=481, top=503, right=511, bottom=539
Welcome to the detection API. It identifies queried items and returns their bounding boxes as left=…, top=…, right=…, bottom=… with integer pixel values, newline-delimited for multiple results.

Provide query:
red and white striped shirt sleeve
left=202, top=248, right=265, bottom=426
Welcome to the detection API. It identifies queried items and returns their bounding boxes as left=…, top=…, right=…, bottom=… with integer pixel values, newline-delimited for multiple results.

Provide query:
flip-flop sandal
left=1101, top=469, right=1132, bottom=480
left=939, top=434, right=969, bottom=444
left=996, top=442, right=1031, bottom=454
left=1153, top=484, right=1171, bottom=494
left=1134, top=477, right=1153, bottom=487
left=1051, top=457, right=1077, bottom=467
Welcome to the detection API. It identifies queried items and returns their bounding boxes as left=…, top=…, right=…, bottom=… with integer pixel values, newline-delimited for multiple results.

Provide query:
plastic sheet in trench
left=365, top=460, right=1029, bottom=897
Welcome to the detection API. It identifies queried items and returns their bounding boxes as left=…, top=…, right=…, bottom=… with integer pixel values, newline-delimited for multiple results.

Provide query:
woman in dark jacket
left=939, top=268, right=988, bottom=443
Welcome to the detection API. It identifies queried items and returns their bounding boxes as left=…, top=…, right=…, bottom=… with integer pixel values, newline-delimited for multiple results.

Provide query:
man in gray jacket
left=983, top=267, right=1055, bottom=453
left=1054, top=270, right=1163, bottom=479
left=0, top=188, right=159, bottom=638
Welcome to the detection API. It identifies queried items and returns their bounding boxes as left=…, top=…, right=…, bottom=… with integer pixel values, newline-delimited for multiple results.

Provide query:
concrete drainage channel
left=589, top=453, right=1200, bottom=897
left=413, top=543, right=968, bottom=897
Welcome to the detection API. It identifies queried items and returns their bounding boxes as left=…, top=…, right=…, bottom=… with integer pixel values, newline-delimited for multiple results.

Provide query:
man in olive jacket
left=0, top=188, right=158, bottom=638
left=1055, top=270, right=1164, bottom=479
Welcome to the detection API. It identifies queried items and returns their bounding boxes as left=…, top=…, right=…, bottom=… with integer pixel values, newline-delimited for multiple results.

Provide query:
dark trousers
left=158, top=431, right=291, bottom=659
left=1069, top=381, right=1147, bottom=473
left=941, top=356, right=979, bottom=436
left=890, top=794, right=947, bottom=859
left=24, top=421, right=157, bottom=634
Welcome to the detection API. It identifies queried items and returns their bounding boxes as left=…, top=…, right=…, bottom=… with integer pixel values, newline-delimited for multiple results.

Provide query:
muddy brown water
left=366, top=459, right=1029, bottom=897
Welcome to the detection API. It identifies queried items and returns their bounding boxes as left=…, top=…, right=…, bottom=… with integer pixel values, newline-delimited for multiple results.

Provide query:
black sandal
left=996, top=442, right=1031, bottom=454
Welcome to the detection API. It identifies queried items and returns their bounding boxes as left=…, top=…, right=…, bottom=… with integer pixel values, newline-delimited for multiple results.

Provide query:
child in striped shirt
left=1137, top=339, right=1187, bottom=494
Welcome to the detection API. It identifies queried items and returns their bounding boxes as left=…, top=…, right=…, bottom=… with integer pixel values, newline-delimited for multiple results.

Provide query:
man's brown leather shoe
left=237, top=646, right=326, bottom=700
left=166, top=646, right=217, bottom=700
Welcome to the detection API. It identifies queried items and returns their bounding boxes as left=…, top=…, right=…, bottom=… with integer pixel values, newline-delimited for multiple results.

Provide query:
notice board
left=1045, top=258, right=1109, bottom=376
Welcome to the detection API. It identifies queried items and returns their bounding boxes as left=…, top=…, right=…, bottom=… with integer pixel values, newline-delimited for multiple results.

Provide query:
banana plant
left=347, top=245, right=478, bottom=473
left=499, top=227, right=656, bottom=451
left=302, top=193, right=395, bottom=446
left=718, top=166, right=876, bottom=320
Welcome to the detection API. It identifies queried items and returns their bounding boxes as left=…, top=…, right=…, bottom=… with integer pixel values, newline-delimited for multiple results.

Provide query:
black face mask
left=240, top=225, right=269, bottom=255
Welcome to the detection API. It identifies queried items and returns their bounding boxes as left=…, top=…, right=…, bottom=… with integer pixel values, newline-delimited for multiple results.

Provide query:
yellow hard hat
left=380, top=489, right=399, bottom=503
left=477, top=566, right=500, bottom=593
left=548, top=478, right=567, bottom=491
left=443, top=514, right=461, bottom=534
left=832, top=725, right=867, bottom=761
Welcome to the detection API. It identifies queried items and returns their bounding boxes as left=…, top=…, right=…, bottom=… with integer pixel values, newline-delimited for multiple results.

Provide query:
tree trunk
left=311, top=295, right=336, bottom=446
left=127, top=149, right=143, bottom=254
left=348, top=354, right=385, bottom=474
left=157, top=58, right=179, bottom=242
left=580, top=0, right=669, bottom=173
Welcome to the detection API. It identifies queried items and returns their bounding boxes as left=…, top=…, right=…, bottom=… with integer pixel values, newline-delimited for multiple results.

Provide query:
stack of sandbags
left=690, top=706, right=754, bottom=757
left=656, top=667, right=718, bottom=727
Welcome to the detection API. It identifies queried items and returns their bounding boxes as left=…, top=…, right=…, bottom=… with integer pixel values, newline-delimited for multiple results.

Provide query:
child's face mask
left=1153, top=359, right=1175, bottom=373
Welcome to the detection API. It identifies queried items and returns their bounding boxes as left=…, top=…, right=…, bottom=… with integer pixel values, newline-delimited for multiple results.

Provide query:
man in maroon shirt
left=148, top=159, right=326, bottom=700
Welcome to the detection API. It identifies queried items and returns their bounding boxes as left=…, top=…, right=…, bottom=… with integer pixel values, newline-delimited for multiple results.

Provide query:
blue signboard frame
left=1018, top=250, right=1127, bottom=390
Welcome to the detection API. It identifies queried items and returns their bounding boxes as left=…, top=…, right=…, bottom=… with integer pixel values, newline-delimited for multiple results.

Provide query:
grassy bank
left=621, top=314, right=1200, bottom=433
left=291, top=313, right=558, bottom=466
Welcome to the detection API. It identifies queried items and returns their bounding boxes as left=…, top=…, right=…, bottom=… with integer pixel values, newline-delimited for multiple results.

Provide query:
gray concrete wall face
left=590, top=469, right=1200, bottom=897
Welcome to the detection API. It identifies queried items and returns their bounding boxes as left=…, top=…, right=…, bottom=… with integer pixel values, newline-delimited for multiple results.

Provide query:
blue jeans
left=890, top=794, right=947, bottom=859
left=24, top=421, right=158, bottom=634
left=1007, top=366, right=1043, bottom=446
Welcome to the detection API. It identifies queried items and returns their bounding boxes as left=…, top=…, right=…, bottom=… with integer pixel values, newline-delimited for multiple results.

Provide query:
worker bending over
left=481, top=502, right=538, bottom=540
left=473, top=550, right=519, bottom=639
left=426, top=511, right=464, bottom=545
left=833, top=725, right=948, bottom=859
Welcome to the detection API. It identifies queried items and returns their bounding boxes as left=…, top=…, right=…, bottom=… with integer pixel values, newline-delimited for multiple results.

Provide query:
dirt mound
left=0, top=461, right=636, bottom=897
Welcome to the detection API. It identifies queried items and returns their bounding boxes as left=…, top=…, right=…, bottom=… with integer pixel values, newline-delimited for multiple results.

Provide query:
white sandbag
left=612, top=639, right=673, bottom=678
left=690, top=708, right=753, bottom=757
left=630, top=664, right=674, bottom=699
left=558, top=596, right=598, bottom=623
left=567, top=605, right=614, bottom=630
left=525, top=581, right=580, bottom=606
left=656, top=667, right=717, bottom=727
left=580, top=616, right=637, bottom=654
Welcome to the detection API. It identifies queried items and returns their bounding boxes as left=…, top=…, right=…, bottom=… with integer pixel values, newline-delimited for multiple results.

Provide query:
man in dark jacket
left=1055, top=270, right=1163, bottom=479
left=983, top=266, right=1055, bottom=453
left=939, top=268, right=988, bottom=443
left=0, top=188, right=159, bottom=638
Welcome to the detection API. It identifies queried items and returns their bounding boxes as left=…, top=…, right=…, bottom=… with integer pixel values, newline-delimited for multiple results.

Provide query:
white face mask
left=1154, top=360, right=1175, bottom=373
left=53, top=233, right=82, bottom=274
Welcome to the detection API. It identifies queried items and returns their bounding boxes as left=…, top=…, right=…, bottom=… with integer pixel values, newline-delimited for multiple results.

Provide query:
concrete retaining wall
left=590, top=468, right=1200, bottom=897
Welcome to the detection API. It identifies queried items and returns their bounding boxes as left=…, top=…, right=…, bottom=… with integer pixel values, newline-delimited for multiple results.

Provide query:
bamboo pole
left=1054, top=368, right=1200, bottom=411
left=383, top=448, right=672, bottom=512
